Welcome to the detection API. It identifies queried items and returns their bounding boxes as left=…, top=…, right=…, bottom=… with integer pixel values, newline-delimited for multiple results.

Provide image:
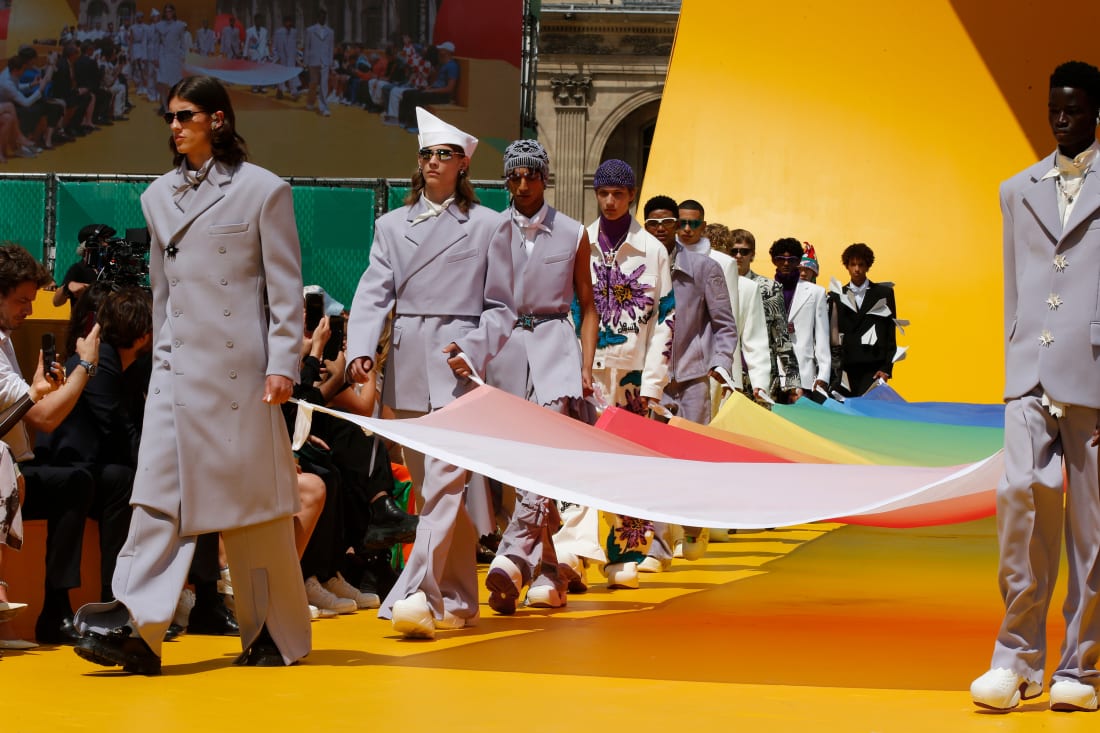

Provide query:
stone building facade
left=536, top=0, right=679, bottom=222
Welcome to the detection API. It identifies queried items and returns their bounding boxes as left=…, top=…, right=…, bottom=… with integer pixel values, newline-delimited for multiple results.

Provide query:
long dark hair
left=404, top=144, right=479, bottom=213
left=167, top=75, right=248, bottom=168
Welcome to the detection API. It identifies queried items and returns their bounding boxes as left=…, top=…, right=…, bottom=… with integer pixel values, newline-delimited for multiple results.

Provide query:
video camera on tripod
left=78, top=223, right=151, bottom=288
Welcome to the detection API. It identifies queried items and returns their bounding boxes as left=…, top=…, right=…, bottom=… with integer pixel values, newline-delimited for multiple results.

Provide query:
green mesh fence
left=0, top=178, right=49, bottom=260
left=4, top=177, right=505, bottom=301
left=54, top=179, right=151, bottom=284
left=293, top=185, right=376, bottom=309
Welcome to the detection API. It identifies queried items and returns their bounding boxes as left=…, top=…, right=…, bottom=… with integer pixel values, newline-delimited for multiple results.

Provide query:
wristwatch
left=77, top=359, right=97, bottom=376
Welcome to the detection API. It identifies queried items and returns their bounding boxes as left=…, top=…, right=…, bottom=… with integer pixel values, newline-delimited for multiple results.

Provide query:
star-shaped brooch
left=1046, top=293, right=1063, bottom=310
left=165, top=243, right=180, bottom=260
left=1039, top=330, right=1055, bottom=347
left=1053, top=254, right=1068, bottom=272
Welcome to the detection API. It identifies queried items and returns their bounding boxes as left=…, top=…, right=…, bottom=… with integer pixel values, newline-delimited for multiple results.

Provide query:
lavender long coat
left=135, top=160, right=303, bottom=535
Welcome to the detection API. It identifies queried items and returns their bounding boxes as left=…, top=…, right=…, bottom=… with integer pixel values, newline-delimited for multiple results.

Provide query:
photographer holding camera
left=0, top=244, right=101, bottom=645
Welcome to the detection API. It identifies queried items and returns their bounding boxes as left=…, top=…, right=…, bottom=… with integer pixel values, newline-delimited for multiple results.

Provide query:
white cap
left=416, top=107, right=477, bottom=158
left=437, top=41, right=455, bottom=53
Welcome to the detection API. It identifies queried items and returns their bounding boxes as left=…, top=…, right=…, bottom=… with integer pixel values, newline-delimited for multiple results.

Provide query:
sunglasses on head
left=505, top=171, right=543, bottom=183
left=772, top=255, right=801, bottom=263
left=730, top=247, right=753, bottom=257
left=418, top=147, right=464, bottom=162
left=163, top=109, right=202, bottom=124
left=678, top=219, right=704, bottom=230
left=644, top=217, right=677, bottom=228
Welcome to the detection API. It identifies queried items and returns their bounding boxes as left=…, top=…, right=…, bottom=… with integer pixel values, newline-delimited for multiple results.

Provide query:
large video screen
left=0, top=0, right=521, bottom=179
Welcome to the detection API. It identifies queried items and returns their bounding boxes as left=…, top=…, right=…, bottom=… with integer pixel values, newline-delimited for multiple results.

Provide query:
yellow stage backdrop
left=644, top=0, right=1100, bottom=403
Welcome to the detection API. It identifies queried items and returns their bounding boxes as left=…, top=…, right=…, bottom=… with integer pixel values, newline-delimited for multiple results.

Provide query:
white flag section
left=183, top=54, right=302, bottom=87
left=292, top=385, right=1002, bottom=529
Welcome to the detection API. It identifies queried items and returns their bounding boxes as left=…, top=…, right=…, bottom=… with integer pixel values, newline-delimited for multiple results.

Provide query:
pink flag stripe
left=294, top=385, right=1003, bottom=529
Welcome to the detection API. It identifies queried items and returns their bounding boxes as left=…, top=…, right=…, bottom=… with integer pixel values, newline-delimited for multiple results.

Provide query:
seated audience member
left=49, top=44, right=93, bottom=138
left=830, top=242, right=899, bottom=396
left=0, top=244, right=101, bottom=645
left=397, top=41, right=460, bottom=129
left=367, top=45, right=405, bottom=111
left=73, top=42, right=109, bottom=128
left=44, top=285, right=152, bottom=604
left=0, top=53, right=61, bottom=153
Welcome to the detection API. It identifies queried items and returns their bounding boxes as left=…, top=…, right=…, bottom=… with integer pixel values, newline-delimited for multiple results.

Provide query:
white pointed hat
left=416, top=107, right=478, bottom=159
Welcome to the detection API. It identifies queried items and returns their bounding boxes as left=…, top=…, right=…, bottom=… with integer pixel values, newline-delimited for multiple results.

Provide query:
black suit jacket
left=73, top=54, right=101, bottom=91
left=46, top=343, right=146, bottom=467
left=833, top=280, right=897, bottom=376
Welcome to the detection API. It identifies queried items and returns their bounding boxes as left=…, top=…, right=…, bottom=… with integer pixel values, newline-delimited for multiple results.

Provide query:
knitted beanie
left=592, top=159, right=635, bottom=189
left=503, top=139, right=549, bottom=178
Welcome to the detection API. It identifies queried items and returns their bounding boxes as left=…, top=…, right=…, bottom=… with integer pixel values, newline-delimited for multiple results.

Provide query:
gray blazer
left=1002, top=152, right=1100, bottom=408
left=485, top=206, right=585, bottom=404
left=135, top=160, right=303, bottom=535
left=668, top=244, right=738, bottom=383
left=347, top=199, right=516, bottom=412
left=303, top=23, right=332, bottom=68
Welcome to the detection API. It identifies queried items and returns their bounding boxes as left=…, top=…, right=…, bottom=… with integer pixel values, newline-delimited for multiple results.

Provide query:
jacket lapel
left=399, top=202, right=470, bottom=285
left=1021, top=155, right=1063, bottom=245
left=168, top=160, right=232, bottom=245
left=789, top=279, right=811, bottom=318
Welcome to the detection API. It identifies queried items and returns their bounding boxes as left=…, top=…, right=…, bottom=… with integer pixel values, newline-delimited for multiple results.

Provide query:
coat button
left=173, top=310, right=181, bottom=317
left=173, top=339, right=182, bottom=347
left=229, top=370, right=237, bottom=379
left=223, top=309, right=231, bottom=316
left=226, top=340, right=234, bottom=348
left=153, top=387, right=160, bottom=394
left=220, top=278, right=228, bottom=285
left=218, top=246, right=226, bottom=254
left=230, top=401, right=239, bottom=409
left=170, top=278, right=178, bottom=286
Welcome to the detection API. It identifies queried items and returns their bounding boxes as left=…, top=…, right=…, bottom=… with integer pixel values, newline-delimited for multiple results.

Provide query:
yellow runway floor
left=4, top=519, right=1093, bottom=732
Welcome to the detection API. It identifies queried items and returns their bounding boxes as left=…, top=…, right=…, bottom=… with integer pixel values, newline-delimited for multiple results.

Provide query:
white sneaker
left=323, top=572, right=380, bottom=609
left=525, top=584, right=566, bottom=609
left=638, top=556, right=669, bottom=573
left=1050, top=679, right=1099, bottom=712
left=557, top=552, right=588, bottom=594
left=391, top=591, right=435, bottom=639
left=304, top=576, right=357, bottom=615
left=709, top=527, right=732, bottom=542
left=486, top=555, right=523, bottom=615
left=172, top=588, right=195, bottom=628
left=970, top=668, right=1042, bottom=710
left=682, top=528, right=710, bottom=561
left=310, top=604, right=337, bottom=619
left=605, top=561, right=639, bottom=589
left=436, top=609, right=477, bottom=630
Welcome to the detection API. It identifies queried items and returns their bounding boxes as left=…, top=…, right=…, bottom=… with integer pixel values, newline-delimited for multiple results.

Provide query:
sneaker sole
left=485, top=568, right=519, bottom=615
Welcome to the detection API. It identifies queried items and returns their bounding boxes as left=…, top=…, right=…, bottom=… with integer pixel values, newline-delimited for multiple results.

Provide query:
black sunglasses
left=418, top=148, right=464, bottom=162
left=163, top=109, right=202, bottom=125
left=730, top=247, right=753, bottom=257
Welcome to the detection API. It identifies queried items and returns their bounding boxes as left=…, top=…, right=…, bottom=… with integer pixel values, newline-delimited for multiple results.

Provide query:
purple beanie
left=593, top=159, right=635, bottom=189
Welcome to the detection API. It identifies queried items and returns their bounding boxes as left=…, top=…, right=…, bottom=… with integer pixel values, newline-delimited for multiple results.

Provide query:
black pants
left=20, top=464, right=95, bottom=591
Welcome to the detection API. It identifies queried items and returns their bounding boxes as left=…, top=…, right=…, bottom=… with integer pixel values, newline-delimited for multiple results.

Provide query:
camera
left=79, top=224, right=151, bottom=288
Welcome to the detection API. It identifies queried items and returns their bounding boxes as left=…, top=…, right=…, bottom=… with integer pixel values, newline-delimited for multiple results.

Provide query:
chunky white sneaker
left=970, top=668, right=1042, bottom=710
left=304, top=576, right=357, bottom=615
left=485, top=555, right=523, bottom=615
left=557, top=552, right=588, bottom=594
left=391, top=591, right=435, bottom=639
left=525, top=584, right=566, bottom=609
left=436, top=609, right=477, bottom=630
left=605, top=561, right=639, bottom=589
left=172, top=588, right=196, bottom=628
left=638, top=556, right=669, bottom=573
left=1050, top=679, right=1099, bottom=712
left=323, top=572, right=380, bottom=609
left=682, top=528, right=710, bottom=561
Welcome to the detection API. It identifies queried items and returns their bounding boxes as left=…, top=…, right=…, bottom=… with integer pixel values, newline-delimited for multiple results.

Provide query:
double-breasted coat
left=347, top=199, right=515, bottom=410
left=135, top=160, right=303, bottom=536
